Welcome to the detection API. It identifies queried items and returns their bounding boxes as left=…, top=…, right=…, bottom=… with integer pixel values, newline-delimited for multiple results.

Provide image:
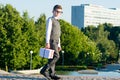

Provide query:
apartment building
left=71, top=4, right=120, bottom=28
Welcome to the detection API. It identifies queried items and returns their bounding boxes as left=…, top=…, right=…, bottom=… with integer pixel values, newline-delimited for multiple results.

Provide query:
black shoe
left=50, top=75, right=61, bottom=79
left=40, top=71, right=52, bottom=80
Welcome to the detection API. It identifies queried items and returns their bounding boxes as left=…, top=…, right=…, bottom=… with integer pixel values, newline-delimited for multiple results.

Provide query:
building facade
left=71, top=4, right=120, bottom=28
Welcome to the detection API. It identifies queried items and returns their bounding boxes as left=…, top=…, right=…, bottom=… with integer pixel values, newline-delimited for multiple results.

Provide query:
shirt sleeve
left=58, top=38, right=61, bottom=48
left=46, top=18, right=52, bottom=44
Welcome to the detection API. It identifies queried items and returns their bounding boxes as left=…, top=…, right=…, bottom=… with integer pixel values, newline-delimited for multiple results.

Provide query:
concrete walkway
left=0, top=70, right=120, bottom=80
left=0, top=74, right=120, bottom=80
left=0, top=70, right=10, bottom=74
left=1, top=64, right=120, bottom=80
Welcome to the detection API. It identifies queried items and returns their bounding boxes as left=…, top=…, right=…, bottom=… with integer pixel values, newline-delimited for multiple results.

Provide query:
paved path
left=1, top=64, right=120, bottom=80
left=0, top=73, right=120, bottom=80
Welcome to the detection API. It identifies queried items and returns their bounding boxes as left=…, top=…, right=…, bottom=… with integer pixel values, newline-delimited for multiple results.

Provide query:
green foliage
left=0, top=4, right=25, bottom=70
left=59, top=20, right=101, bottom=66
left=35, top=14, right=47, bottom=66
left=56, top=65, right=87, bottom=71
left=82, top=23, right=118, bottom=64
left=21, top=11, right=41, bottom=69
left=108, top=26, right=120, bottom=50
left=35, top=14, right=46, bottom=47
left=0, top=4, right=43, bottom=70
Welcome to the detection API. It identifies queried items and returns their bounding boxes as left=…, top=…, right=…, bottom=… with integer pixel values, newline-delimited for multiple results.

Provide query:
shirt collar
left=52, top=16, right=59, bottom=20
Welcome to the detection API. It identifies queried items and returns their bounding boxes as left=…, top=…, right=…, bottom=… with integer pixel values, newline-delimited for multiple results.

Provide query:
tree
left=0, top=4, right=43, bottom=70
left=108, top=27, right=120, bottom=50
left=35, top=14, right=46, bottom=47
left=82, top=24, right=118, bottom=63
left=0, top=4, right=26, bottom=70
left=35, top=14, right=47, bottom=67
left=58, top=20, right=101, bottom=65
left=21, top=11, right=41, bottom=69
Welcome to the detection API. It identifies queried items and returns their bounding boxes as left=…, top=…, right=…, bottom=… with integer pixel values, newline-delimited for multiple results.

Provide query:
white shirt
left=46, top=16, right=61, bottom=48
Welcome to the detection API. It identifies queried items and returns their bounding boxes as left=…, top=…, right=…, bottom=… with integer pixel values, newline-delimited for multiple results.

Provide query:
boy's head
left=53, top=5, right=63, bottom=17
left=53, top=5, right=62, bottom=11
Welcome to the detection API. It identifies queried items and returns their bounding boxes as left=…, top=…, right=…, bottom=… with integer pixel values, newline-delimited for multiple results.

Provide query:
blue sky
left=1, top=0, right=120, bottom=23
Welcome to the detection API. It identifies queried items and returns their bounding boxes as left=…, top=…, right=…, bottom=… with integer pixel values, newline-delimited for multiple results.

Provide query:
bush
left=56, top=65, right=87, bottom=71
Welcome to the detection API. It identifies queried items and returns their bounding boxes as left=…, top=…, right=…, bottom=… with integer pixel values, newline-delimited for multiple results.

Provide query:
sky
left=1, top=0, right=120, bottom=23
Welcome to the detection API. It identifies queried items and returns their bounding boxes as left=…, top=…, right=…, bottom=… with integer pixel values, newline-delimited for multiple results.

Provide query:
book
left=39, top=48, right=54, bottom=59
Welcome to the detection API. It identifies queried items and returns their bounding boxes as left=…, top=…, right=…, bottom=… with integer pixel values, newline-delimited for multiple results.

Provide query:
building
left=71, top=4, right=120, bottom=28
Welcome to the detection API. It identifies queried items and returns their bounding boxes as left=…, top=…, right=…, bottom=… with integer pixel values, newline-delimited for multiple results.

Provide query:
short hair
left=53, top=5, right=62, bottom=11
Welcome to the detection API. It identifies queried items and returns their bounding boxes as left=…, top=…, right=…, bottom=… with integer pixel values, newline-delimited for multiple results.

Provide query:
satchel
left=39, top=48, right=54, bottom=59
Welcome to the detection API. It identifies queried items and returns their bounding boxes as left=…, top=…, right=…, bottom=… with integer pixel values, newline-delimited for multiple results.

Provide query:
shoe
left=50, top=75, right=61, bottom=79
left=40, top=71, right=52, bottom=80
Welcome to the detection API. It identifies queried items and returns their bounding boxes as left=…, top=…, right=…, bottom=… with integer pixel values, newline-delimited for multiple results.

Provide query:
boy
left=40, top=5, right=63, bottom=80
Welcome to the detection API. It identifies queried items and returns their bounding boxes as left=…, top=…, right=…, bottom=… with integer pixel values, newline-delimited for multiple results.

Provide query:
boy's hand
left=58, top=47, right=61, bottom=52
left=45, top=43, right=50, bottom=49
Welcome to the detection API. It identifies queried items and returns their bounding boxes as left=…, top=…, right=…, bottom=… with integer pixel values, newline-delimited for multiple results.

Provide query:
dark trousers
left=40, top=40, right=60, bottom=76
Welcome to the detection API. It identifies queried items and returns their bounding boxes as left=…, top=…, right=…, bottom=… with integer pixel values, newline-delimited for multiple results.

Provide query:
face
left=53, top=9, right=63, bottom=18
